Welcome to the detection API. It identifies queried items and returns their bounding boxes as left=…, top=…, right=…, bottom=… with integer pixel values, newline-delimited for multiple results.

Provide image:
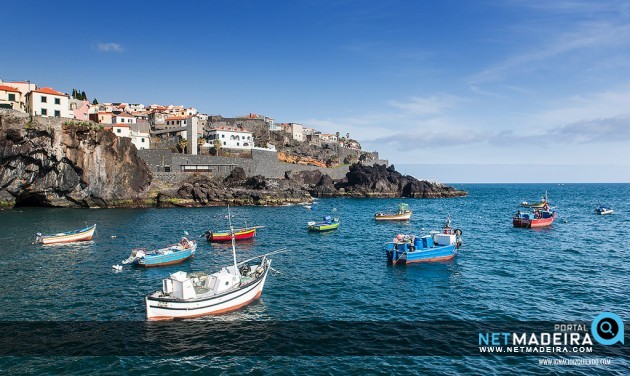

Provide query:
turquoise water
left=0, top=184, right=628, bottom=374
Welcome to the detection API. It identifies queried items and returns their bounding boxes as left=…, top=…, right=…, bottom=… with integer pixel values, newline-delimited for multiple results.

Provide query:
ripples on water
left=0, top=184, right=628, bottom=374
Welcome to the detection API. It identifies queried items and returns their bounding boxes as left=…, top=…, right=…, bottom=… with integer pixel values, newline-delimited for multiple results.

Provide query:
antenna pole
left=228, top=205, right=239, bottom=277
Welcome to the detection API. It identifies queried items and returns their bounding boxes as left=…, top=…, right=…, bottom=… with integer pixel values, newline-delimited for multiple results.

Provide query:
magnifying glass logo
left=600, top=321, right=615, bottom=336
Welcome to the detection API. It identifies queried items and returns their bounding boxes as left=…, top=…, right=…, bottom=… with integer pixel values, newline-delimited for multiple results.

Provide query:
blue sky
left=2, top=0, right=630, bottom=182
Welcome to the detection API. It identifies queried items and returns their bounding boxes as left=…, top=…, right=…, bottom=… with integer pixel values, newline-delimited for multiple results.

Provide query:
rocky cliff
left=0, top=110, right=152, bottom=208
left=0, top=110, right=466, bottom=208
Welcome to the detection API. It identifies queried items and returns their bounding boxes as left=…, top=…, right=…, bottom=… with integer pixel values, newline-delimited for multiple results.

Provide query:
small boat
left=204, top=226, right=262, bottom=242
left=386, top=216, right=462, bottom=265
left=145, top=209, right=280, bottom=320
left=375, top=203, right=412, bottom=221
left=35, top=224, right=96, bottom=245
left=307, top=216, right=340, bottom=232
left=122, top=237, right=197, bottom=267
left=513, top=204, right=556, bottom=228
left=595, top=204, right=613, bottom=215
left=520, top=191, right=550, bottom=208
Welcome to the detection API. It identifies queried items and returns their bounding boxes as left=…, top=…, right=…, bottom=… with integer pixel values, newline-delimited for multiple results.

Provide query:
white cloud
left=96, top=42, right=124, bottom=53
left=386, top=94, right=462, bottom=116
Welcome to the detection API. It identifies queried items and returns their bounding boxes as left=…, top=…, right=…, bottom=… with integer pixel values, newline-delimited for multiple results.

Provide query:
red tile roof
left=0, top=85, right=21, bottom=93
left=114, top=113, right=134, bottom=118
left=165, top=116, right=188, bottom=121
left=31, top=87, right=67, bottom=96
left=112, top=123, right=130, bottom=128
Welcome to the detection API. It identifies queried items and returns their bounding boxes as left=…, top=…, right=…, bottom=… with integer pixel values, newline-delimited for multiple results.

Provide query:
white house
left=0, top=84, right=23, bottom=111
left=111, top=124, right=150, bottom=150
left=112, top=113, right=136, bottom=124
left=127, top=103, right=145, bottom=112
left=287, top=123, right=304, bottom=142
left=112, top=124, right=131, bottom=137
left=25, top=87, right=71, bottom=118
left=319, top=133, right=338, bottom=142
left=206, top=127, right=254, bottom=149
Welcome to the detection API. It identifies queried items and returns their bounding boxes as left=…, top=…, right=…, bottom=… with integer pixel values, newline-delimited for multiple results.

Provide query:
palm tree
left=213, top=139, right=222, bottom=156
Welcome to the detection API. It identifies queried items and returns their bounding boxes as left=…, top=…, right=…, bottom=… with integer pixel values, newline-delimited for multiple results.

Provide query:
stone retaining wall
left=138, top=149, right=350, bottom=181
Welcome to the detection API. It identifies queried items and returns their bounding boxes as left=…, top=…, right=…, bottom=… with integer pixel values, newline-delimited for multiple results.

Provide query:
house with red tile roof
left=0, top=85, right=24, bottom=111
left=112, top=112, right=136, bottom=124
left=25, top=87, right=71, bottom=118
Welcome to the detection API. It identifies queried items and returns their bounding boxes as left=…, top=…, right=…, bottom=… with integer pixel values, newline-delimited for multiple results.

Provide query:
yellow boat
left=375, top=203, right=412, bottom=221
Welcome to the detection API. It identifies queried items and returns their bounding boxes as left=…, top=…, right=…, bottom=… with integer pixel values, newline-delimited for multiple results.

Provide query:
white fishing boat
left=145, top=209, right=282, bottom=320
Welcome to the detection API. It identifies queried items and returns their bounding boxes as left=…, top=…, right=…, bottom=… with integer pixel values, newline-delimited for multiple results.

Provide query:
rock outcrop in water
left=155, top=167, right=312, bottom=207
left=331, top=163, right=466, bottom=198
left=0, top=110, right=152, bottom=208
left=0, top=110, right=466, bottom=208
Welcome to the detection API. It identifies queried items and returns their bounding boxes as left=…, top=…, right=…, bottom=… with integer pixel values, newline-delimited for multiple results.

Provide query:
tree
left=72, top=89, right=77, bottom=99
left=92, top=98, right=98, bottom=105
left=213, top=139, right=222, bottom=156
left=81, top=91, right=87, bottom=100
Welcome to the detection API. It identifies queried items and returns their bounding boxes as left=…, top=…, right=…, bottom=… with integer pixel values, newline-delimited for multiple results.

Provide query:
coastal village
left=0, top=79, right=380, bottom=179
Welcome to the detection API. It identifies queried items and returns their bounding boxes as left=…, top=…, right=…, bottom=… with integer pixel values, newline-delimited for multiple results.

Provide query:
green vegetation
left=71, top=89, right=88, bottom=100
left=63, top=120, right=99, bottom=129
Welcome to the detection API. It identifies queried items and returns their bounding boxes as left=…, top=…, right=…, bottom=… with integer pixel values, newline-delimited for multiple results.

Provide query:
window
left=236, top=142, right=240, bottom=146
left=117, top=129, right=121, bottom=133
left=141, top=138, right=145, bottom=142
left=223, top=142, right=226, bottom=145
left=41, top=96, right=47, bottom=103
left=8, top=93, right=15, bottom=101
left=54, top=98, right=60, bottom=105
left=41, top=109, right=47, bottom=115
left=54, top=110, right=60, bottom=117
left=221, top=135, right=225, bottom=138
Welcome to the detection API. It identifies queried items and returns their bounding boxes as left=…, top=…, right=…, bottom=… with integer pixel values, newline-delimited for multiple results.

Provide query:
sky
left=2, top=0, right=630, bottom=182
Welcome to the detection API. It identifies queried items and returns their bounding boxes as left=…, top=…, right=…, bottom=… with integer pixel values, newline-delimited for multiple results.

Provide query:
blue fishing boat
left=385, top=216, right=462, bottom=265
left=122, top=237, right=197, bottom=267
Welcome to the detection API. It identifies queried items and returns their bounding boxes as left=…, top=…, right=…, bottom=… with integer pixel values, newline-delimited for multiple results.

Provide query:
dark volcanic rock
left=284, top=169, right=323, bottom=185
left=0, top=110, right=152, bottom=208
left=331, top=163, right=466, bottom=198
left=223, top=167, right=246, bottom=185
left=309, top=175, right=337, bottom=198
left=158, top=171, right=312, bottom=207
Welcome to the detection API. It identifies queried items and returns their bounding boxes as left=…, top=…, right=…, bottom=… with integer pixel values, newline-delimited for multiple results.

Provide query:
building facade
left=25, top=87, right=71, bottom=118
left=206, top=127, right=254, bottom=149
left=0, top=85, right=23, bottom=111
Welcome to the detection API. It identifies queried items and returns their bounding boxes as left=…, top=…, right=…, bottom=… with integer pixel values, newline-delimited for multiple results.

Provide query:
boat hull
left=513, top=212, right=556, bottom=228
left=595, top=209, right=613, bottom=215
left=38, top=224, right=96, bottom=245
left=375, top=212, right=412, bottom=221
left=145, top=263, right=270, bottom=320
left=138, top=246, right=196, bottom=267
left=207, top=228, right=256, bottom=242
left=387, top=244, right=457, bottom=265
left=308, top=222, right=340, bottom=232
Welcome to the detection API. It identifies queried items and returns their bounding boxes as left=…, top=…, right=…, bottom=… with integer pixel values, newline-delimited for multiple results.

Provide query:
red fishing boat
left=204, top=227, right=261, bottom=242
left=513, top=203, right=556, bottom=228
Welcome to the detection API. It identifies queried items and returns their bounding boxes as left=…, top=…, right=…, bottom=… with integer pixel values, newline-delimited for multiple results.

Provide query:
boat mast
left=227, top=205, right=239, bottom=277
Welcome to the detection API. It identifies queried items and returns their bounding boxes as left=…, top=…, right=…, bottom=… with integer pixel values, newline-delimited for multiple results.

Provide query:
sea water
left=0, top=184, right=628, bottom=374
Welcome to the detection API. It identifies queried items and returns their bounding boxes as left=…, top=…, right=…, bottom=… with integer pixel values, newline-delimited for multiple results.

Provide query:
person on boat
left=181, top=237, right=190, bottom=249
left=543, top=203, right=550, bottom=211
left=516, top=210, right=521, bottom=217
